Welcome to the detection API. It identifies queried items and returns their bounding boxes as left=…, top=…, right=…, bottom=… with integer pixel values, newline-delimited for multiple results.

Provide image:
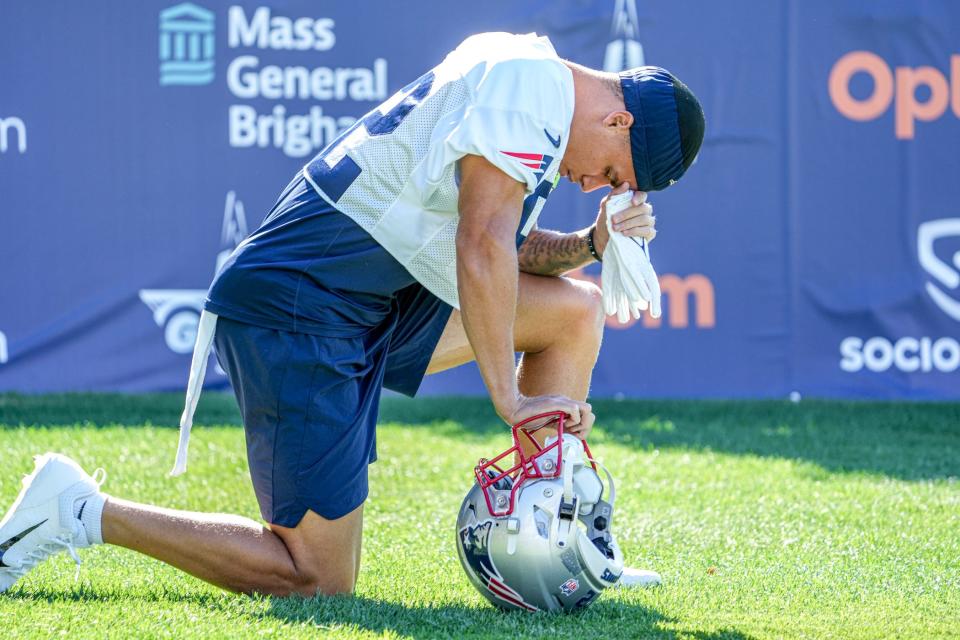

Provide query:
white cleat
left=616, top=566, right=662, bottom=588
left=0, top=453, right=105, bottom=593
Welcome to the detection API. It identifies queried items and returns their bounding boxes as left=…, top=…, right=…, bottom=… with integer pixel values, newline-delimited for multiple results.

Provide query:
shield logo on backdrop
left=918, top=219, right=960, bottom=322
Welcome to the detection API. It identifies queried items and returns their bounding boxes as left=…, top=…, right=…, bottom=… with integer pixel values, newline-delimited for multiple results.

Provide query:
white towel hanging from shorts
left=170, top=309, right=219, bottom=476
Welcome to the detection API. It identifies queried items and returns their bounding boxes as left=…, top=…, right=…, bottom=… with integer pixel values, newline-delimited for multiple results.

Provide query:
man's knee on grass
left=267, top=508, right=363, bottom=597
left=286, top=565, right=356, bottom=597
left=255, top=545, right=357, bottom=598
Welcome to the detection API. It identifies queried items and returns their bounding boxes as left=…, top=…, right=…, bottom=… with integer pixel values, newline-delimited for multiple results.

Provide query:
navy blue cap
left=619, top=66, right=703, bottom=191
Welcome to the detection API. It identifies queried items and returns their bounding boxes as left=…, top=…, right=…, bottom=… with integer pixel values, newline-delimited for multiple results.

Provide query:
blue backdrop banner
left=1, top=1, right=958, bottom=398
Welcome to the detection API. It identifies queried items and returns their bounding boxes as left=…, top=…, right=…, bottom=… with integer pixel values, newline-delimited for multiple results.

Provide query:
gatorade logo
left=829, top=51, right=960, bottom=139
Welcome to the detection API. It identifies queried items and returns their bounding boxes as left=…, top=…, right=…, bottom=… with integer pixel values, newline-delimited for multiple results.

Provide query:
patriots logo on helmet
left=459, top=521, right=538, bottom=612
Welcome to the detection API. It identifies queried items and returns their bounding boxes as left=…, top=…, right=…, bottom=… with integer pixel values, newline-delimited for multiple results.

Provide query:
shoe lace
left=8, top=531, right=82, bottom=580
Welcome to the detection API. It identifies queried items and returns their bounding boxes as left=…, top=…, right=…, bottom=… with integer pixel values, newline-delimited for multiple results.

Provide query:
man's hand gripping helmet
left=455, top=412, right=624, bottom=612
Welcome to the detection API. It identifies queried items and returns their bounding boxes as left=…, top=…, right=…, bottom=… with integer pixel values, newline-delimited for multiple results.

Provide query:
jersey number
left=305, top=71, right=436, bottom=202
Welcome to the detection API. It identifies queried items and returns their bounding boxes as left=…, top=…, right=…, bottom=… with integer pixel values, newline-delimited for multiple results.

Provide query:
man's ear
left=602, top=110, right=634, bottom=131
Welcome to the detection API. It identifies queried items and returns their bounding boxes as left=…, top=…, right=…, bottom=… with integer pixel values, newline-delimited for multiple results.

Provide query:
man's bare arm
left=456, top=155, right=526, bottom=417
left=456, top=155, right=588, bottom=427
left=517, top=226, right=597, bottom=276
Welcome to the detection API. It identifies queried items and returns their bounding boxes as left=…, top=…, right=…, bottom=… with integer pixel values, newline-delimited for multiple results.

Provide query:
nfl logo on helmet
left=559, top=578, right=580, bottom=596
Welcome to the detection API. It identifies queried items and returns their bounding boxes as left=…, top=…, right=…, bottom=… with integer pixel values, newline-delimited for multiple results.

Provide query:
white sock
left=73, top=493, right=106, bottom=545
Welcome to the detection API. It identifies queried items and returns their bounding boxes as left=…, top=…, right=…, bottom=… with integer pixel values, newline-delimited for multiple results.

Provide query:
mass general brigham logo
left=159, top=2, right=215, bottom=86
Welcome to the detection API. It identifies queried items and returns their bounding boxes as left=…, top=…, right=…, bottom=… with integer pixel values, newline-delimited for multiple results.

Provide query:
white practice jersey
left=303, top=32, right=574, bottom=308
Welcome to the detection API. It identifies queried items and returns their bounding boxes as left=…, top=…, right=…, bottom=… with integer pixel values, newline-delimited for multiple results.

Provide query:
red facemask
left=473, top=411, right=597, bottom=517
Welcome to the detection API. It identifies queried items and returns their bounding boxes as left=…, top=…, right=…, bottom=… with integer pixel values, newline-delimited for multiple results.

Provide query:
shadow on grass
left=5, top=582, right=230, bottom=607
left=2, top=392, right=958, bottom=482
left=264, top=594, right=754, bottom=640
left=8, top=586, right=753, bottom=639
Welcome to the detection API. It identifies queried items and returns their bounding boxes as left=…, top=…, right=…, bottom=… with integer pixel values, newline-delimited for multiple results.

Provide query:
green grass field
left=1, top=393, right=958, bottom=639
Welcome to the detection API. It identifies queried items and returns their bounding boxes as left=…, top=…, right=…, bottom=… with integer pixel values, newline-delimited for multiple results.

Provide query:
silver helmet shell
left=455, top=413, right=624, bottom=612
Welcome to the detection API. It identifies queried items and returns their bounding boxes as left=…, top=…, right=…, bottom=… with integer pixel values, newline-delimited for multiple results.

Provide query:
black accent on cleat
left=0, top=520, right=48, bottom=567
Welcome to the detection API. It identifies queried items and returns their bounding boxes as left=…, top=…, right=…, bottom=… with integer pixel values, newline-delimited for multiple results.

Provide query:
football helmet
left=455, top=412, right=624, bottom=612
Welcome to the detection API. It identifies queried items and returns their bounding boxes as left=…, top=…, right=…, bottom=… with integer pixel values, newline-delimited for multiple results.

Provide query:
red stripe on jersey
left=501, top=151, right=544, bottom=162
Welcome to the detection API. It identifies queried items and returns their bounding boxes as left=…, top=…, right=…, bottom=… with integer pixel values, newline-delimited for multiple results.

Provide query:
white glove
left=599, top=191, right=662, bottom=320
left=601, top=208, right=632, bottom=322
left=615, top=233, right=662, bottom=319
left=601, top=239, right=626, bottom=319
left=600, top=191, right=631, bottom=322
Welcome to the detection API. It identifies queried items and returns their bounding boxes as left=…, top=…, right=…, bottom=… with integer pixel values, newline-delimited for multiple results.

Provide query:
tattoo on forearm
left=517, top=227, right=595, bottom=276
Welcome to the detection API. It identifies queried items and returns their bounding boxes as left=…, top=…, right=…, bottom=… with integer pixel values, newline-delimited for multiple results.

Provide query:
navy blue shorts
left=209, top=176, right=453, bottom=526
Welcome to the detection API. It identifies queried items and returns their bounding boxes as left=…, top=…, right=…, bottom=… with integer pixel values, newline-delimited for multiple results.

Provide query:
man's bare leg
left=513, top=277, right=604, bottom=401
left=428, top=272, right=605, bottom=402
left=102, top=501, right=362, bottom=596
